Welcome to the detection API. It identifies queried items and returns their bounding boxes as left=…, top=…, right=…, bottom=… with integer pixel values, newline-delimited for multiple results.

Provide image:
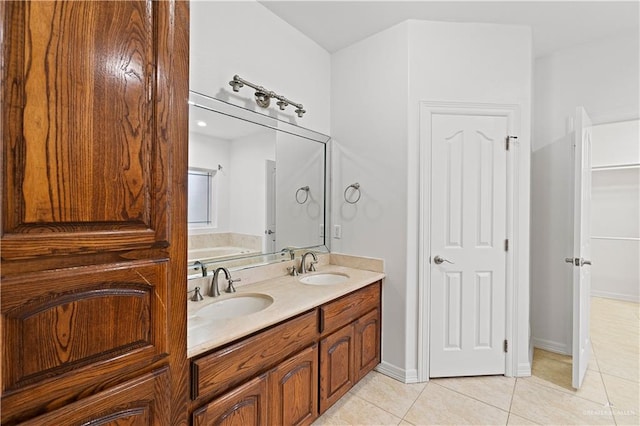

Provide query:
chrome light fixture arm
left=229, top=75, right=306, bottom=117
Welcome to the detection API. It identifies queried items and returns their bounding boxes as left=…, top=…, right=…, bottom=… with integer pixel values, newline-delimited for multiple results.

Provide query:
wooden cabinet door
left=19, top=367, right=170, bottom=426
left=1, top=0, right=189, bottom=424
left=1, top=0, right=184, bottom=266
left=354, top=308, right=381, bottom=382
left=319, top=324, right=355, bottom=413
left=192, top=375, right=269, bottom=426
left=0, top=261, right=169, bottom=423
left=269, top=345, right=318, bottom=426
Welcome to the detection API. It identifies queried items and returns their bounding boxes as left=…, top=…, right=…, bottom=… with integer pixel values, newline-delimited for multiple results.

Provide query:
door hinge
left=503, top=339, right=508, bottom=353
left=506, top=135, right=518, bottom=151
left=504, top=239, right=509, bottom=252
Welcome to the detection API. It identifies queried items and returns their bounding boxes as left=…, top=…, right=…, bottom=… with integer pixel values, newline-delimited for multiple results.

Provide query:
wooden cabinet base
left=193, top=375, right=269, bottom=426
left=189, top=281, right=382, bottom=425
left=19, top=368, right=170, bottom=426
left=269, top=344, right=319, bottom=426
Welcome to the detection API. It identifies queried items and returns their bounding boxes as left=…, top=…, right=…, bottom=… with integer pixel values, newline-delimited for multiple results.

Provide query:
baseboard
left=375, top=361, right=419, bottom=384
left=517, top=362, right=532, bottom=377
left=592, top=290, right=640, bottom=303
left=532, top=337, right=570, bottom=356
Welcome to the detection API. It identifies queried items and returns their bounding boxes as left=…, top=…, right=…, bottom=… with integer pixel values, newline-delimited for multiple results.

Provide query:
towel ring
left=296, top=186, right=310, bottom=204
left=344, top=183, right=361, bottom=204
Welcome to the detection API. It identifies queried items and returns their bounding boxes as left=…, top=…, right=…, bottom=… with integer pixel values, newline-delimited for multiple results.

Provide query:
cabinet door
left=1, top=0, right=175, bottom=264
left=319, top=324, right=355, bottom=413
left=354, top=308, right=381, bottom=382
left=269, top=345, right=318, bottom=426
left=1, top=261, right=169, bottom=423
left=1, top=0, right=189, bottom=424
left=192, top=375, right=269, bottom=426
left=20, top=367, right=170, bottom=426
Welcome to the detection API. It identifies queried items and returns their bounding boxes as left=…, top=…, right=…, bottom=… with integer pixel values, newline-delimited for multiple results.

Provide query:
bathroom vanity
left=187, top=261, right=383, bottom=425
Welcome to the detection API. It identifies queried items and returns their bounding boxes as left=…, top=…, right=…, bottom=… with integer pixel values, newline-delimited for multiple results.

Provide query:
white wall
left=332, top=20, right=532, bottom=381
left=229, top=130, right=275, bottom=237
left=276, top=132, right=325, bottom=250
left=533, top=31, right=640, bottom=151
left=190, top=0, right=331, bottom=135
left=531, top=32, right=640, bottom=352
left=331, top=22, right=410, bottom=379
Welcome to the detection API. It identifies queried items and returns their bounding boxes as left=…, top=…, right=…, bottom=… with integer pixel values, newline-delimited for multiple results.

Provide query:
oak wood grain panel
left=269, top=345, right=318, bottom=426
left=320, top=281, right=381, bottom=337
left=192, top=374, right=268, bottom=426
left=1, top=0, right=189, bottom=424
left=0, top=0, right=172, bottom=260
left=354, top=308, right=381, bottom=382
left=19, top=367, right=170, bottom=426
left=0, top=261, right=168, bottom=422
left=156, top=1, right=190, bottom=424
left=191, top=310, right=318, bottom=401
left=319, top=324, right=355, bottom=414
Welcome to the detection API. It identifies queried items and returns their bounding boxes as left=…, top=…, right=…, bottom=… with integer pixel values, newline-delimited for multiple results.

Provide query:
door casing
left=418, top=101, right=520, bottom=381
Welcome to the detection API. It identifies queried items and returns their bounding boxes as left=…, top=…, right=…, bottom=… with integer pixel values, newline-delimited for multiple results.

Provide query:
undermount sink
left=299, top=272, right=350, bottom=285
left=194, top=293, right=273, bottom=320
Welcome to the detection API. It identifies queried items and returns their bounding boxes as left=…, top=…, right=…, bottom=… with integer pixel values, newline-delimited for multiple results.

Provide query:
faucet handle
left=309, top=261, right=318, bottom=272
left=190, top=287, right=204, bottom=302
left=287, top=266, right=299, bottom=276
left=226, top=277, right=241, bottom=293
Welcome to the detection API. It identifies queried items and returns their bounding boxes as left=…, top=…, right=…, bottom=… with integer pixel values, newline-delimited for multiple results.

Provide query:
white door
left=571, top=106, right=593, bottom=389
left=265, top=160, right=277, bottom=253
left=430, top=113, right=508, bottom=377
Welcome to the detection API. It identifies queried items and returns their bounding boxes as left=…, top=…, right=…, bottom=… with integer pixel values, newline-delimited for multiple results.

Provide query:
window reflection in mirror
left=188, top=93, right=329, bottom=275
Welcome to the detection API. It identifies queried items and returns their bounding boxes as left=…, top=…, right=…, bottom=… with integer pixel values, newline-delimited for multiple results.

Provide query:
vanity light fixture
left=228, top=75, right=306, bottom=118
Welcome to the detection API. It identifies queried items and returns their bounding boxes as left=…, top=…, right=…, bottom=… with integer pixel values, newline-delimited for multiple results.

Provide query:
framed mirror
left=188, top=91, right=330, bottom=278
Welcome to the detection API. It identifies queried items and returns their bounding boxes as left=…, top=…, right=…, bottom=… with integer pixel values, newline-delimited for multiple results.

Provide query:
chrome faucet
left=210, top=267, right=226, bottom=297
left=194, top=260, right=207, bottom=278
left=300, top=252, right=318, bottom=274
left=211, top=267, right=241, bottom=296
left=281, top=247, right=295, bottom=260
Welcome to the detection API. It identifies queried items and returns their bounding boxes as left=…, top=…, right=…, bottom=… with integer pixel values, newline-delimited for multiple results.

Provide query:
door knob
left=265, top=230, right=274, bottom=235
left=433, top=255, right=454, bottom=265
left=581, top=259, right=592, bottom=266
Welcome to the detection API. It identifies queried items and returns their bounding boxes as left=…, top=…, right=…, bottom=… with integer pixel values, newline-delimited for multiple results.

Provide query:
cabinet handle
left=319, top=308, right=325, bottom=333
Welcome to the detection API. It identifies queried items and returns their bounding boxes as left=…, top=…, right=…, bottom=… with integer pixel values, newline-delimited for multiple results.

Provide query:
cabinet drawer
left=320, top=281, right=380, bottom=336
left=191, top=310, right=318, bottom=400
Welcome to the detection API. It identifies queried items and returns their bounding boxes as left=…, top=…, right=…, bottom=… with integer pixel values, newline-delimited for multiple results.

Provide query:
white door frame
left=417, top=101, right=521, bottom=381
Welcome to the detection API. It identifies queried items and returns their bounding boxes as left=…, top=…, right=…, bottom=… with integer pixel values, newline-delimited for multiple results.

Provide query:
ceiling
left=259, top=1, right=640, bottom=57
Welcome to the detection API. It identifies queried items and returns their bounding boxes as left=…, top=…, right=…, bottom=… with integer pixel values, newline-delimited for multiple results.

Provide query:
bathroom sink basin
left=299, top=273, right=349, bottom=285
left=194, top=294, right=273, bottom=320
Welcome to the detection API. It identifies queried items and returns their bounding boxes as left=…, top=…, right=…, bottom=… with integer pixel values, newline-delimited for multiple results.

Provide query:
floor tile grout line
left=594, top=343, right=618, bottom=426
left=526, top=356, right=615, bottom=407
left=399, top=379, right=432, bottom=424
left=429, top=380, right=511, bottom=415
left=505, top=375, right=519, bottom=425
left=347, top=391, right=408, bottom=424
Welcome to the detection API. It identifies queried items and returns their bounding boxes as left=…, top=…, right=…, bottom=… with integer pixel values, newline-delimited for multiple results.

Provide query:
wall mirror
left=188, top=91, right=330, bottom=278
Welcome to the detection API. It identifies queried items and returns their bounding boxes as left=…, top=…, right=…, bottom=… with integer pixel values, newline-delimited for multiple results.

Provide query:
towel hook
left=344, top=183, right=361, bottom=204
left=296, top=186, right=310, bottom=204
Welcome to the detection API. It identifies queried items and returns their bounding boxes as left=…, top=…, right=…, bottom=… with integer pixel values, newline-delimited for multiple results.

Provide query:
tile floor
left=313, top=297, right=639, bottom=425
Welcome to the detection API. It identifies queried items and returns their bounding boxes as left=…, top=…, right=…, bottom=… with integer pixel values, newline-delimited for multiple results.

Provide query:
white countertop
left=187, top=264, right=385, bottom=358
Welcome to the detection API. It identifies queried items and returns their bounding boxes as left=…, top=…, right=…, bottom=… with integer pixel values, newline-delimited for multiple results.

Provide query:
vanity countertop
left=187, top=264, right=385, bottom=358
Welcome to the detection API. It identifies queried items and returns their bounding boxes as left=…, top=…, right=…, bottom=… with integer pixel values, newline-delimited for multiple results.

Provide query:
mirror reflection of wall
left=276, top=132, right=325, bottom=250
left=188, top=103, right=275, bottom=263
left=187, top=95, right=329, bottom=269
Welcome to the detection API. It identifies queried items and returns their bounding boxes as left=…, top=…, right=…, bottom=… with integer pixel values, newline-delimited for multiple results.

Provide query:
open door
left=265, top=160, right=277, bottom=253
left=570, top=106, right=593, bottom=389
